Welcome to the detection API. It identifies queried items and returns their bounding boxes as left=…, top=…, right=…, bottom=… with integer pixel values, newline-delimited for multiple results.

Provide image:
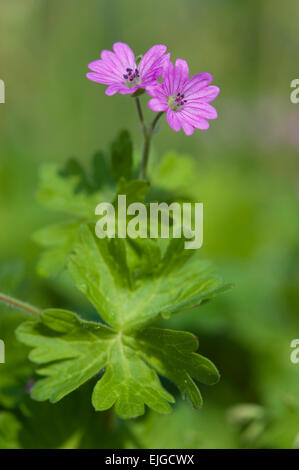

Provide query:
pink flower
left=146, top=59, right=220, bottom=135
left=87, top=42, right=170, bottom=96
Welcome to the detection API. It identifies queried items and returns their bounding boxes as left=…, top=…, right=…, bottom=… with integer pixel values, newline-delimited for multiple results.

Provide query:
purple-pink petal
left=146, top=85, right=167, bottom=100
left=177, top=109, right=200, bottom=128
left=167, top=109, right=181, bottom=131
left=183, top=73, right=213, bottom=98
left=186, top=85, right=220, bottom=102
left=195, top=119, right=210, bottom=130
left=100, top=50, right=124, bottom=73
left=162, top=61, right=175, bottom=96
left=159, top=52, right=171, bottom=73
left=184, top=102, right=218, bottom=119
left=105, top=85, right=121, bottom=96
left=87, top=60, right=122, bottom=84
left=161, top=59, right=189, bottom=96
left=181, top=121, right=194, bottom=135
left=139, top=45, right=167, bottom=76
left=86, top=72, right=114, bottom=85
left=140, top=51, right=170, bottom=85
left=180, top=109, right=210, bottom=130
left=118, top=85, right=139, bottom=95
left=173, top=59, right=189, bottom=91
left=148, top=98, right=168, bottom=112
left=112, top=42, right=135, bottom=69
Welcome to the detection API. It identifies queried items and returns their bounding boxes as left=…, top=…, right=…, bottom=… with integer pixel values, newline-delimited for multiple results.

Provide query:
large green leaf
left=16, top=309, right=219, bottom=419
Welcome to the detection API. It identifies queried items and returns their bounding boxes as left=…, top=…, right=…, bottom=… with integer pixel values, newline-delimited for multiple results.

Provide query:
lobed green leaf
left=68, top=225, right=229, bottom=331
left=16, top=310, right=219, bottom=419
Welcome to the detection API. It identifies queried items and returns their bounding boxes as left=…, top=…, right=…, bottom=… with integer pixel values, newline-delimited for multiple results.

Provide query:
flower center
left=123, top=68, right=141, bottom=88
left=167, top=92, right=187, bottom=111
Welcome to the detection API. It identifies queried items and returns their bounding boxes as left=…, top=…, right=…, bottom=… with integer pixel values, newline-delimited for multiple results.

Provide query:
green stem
left=135, top=96, right=147, bottom=137
left=104, top=407, right=115, bottom=433
left=0, top=293, right=42, bottom=316
left=135, top=97, right=164, bottom=180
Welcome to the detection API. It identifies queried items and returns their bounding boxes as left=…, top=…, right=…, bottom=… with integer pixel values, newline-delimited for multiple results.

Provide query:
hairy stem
left=135, top=97, right=164, bottom=180
left=0, top=293, right=42, bottom=316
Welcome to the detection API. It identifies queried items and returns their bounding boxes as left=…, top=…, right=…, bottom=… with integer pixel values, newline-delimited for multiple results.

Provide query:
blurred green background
left=1, top=0, right=299, bottom=449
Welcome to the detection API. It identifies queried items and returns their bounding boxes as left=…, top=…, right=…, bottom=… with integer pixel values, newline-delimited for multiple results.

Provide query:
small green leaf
left=32, top=222, right=81, bottom=277
left=92, top=151, right=114, bottom=190
left=37, top=164, right=102, bottom=218
left=150, top=151, right=199, bottom=201
left=114, top=177, right=150, bottom=206
left=110, top=130, right=133, bottom=181
left=34, top=159, right=113, bottom=277
left=59, top=158, right=93, bottom=194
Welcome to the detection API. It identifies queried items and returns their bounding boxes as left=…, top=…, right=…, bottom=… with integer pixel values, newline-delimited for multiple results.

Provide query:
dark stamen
left=174, top=91, right=187, bottom=108
left=123, top=66, right=140, bottom=85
